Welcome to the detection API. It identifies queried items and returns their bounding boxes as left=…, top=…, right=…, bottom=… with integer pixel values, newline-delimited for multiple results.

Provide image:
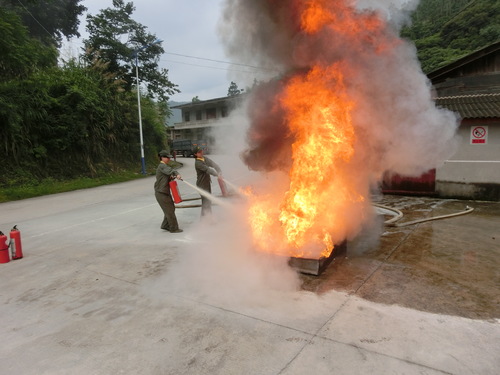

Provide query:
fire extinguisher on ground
left=0, top=231, right=10, bottom=264
left=9, top=225, right=23, bottom=260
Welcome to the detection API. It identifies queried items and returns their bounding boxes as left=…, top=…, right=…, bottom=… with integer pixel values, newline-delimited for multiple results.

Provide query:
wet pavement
left=301, top=195, right=500, bottom=320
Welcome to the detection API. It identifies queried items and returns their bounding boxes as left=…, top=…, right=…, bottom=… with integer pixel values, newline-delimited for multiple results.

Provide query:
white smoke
left=151, top=191, right=302, bottom=306
left=157, top=103, right=303, bottom=304
left=355, top=0, right=421, bottom=30
left=216, top=0, right=458, bottom=250
left=218, top=0, right=459, bottom=178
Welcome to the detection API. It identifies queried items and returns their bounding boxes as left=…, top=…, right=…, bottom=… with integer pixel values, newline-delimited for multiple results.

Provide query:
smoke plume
left=218, top=0, right=458, bottom=177
left=214, top=0, right=459, bottom=257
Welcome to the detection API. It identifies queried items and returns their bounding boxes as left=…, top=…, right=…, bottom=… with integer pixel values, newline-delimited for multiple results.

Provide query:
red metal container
left=9, top=225, right=23, bottom=260
left=381, top=169, right=436, bottom=196
left=169, top=180, right=182, bottom=204
left=218, top=176, right=229, bottom=197
left=0, top=231, right=10, bottom=264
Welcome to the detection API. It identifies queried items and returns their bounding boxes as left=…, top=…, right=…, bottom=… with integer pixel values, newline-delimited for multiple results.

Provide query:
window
left=206, top=108, right=216, bottom=119
left=196, top=110, right=202, bottom=120
left=184, top=112, right=190, bottom=122
left=221, top=107, right=228, bottom=117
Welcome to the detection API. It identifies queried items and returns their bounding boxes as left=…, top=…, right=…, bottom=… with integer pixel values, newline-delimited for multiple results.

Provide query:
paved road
left=0, top=156, right=498, bottom=374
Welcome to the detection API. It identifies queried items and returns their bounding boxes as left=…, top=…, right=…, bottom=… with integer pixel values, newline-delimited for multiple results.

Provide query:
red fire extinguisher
left=0, top=231, right=10, bottom=264
left=218, top=175, right=229, bottom=197
left=9, top=225, right=23, bottom=260
left=169, top=180, right=183, bottom=204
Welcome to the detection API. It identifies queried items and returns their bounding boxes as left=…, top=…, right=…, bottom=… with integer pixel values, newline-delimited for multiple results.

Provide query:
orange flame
left=301, top=0, right=385, bottom=36
left=301, top=1, right=335, bottom=33
left=245, top=0, right=379, bottom=259
left=247, top=63, right=365, bottom=259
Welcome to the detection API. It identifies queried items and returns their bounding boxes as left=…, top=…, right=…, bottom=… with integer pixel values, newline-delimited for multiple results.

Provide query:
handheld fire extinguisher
left=9, top=225, right=23, bottom=260
left=218, top=175, right=229, bottom=197
left=0, top=231, right=10, bottom=264
left=169, top=180, right=183, bottom=204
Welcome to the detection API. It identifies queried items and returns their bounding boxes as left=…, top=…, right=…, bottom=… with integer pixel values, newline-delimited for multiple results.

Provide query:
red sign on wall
left=470, top=126, right=488, bottom=144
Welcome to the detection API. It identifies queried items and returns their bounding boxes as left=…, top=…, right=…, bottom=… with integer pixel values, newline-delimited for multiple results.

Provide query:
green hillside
left=401, top=0, right=500, bottom=73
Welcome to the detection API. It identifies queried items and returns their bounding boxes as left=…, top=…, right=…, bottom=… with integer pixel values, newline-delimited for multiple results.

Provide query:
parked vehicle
left=172, top=139, right=209, bottom=157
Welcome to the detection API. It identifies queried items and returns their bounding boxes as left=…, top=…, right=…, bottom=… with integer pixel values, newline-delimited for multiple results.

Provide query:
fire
left=301, top=1, right=335, bottom=33
left=300, top=0, right=386, bottom=38
left=246, top=63, right=363, bottom=259
left=223, top=0, right=456, bottom=260
left=243, top=0, right=386, bottom=259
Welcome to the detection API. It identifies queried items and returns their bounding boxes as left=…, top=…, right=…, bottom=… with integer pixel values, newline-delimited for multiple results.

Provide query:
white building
left=384, top=42, right=500, bottom=201
left=171, top=95, right=244, bottom=148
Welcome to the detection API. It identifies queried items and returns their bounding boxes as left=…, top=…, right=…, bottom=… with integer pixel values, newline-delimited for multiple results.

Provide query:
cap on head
left=158, top=150, right=173, bottom=158
left=193, top=146, right=203, bottom=154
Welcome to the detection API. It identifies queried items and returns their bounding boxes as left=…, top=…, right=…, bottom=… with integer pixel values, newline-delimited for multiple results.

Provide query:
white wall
left=436, top=119, right=500, bottom=199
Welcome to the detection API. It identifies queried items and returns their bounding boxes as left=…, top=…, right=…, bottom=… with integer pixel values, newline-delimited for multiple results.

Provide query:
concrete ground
left=0, top=156, right=498, bottom=375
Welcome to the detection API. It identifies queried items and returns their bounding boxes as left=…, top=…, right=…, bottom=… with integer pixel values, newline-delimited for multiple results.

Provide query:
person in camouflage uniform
left=193, top=147, right=222, bottom=219
left=154, top=150, right=183, bottom=233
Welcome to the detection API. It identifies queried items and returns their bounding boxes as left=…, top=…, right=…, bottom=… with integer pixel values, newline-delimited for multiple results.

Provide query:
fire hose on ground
left=372, top=203, right=475, bottom=227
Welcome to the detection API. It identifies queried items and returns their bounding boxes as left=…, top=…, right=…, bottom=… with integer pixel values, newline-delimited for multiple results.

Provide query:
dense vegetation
left=0, top=0, right=177, bottom=189
left=402, top=0, right=500, bottom=73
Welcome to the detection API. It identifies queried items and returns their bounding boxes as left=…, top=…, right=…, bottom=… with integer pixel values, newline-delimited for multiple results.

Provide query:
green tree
left=83, top=0, right=179, bottom=106
left=0, top=55, right=168, bottom=184
left=403, top=0, right=472, bottom=38
left=0, top=59, right=122, bottom=179
left=440, top=0, right=500, bottom=51
left=227, top=81, right=243, bottom=96
left=0, top=0, right=86, bottom=46
left=402, top=0, right=500, bottom=73
left=0, top=8, right=58, bottom=80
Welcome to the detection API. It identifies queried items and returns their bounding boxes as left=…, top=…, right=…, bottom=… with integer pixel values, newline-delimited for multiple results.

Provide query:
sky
left=59, top=0, right=420, bottom=103
left=60, top=0, right=252, bottom=103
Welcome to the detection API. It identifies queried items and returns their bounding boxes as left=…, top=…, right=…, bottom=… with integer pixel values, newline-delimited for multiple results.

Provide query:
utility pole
left=133, top=39, right=163, bottom=175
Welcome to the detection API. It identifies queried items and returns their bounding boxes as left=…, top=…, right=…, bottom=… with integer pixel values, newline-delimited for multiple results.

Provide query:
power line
left=161, top=58, right=265, bottom=74
left=63, top=37, right=277, bottom=73
left=16, top=0, right=54, bottom=40
left=163, top=51, right=276, bottom=72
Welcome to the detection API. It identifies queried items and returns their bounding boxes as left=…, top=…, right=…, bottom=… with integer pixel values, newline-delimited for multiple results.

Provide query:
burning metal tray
left=289, top=241, right=347, bottom=276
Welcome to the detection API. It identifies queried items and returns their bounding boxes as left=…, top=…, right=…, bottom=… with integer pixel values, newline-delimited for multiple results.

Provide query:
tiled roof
left=171, top=94, right=245, bottom=109
left=435, top=93, right=500, bottom=118
left=427, top=41, right=500, bottom=82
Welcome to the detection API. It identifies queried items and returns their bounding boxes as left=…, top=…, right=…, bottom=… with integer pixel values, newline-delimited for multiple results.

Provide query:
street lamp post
left=133, top=38, right=162, bottom=175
